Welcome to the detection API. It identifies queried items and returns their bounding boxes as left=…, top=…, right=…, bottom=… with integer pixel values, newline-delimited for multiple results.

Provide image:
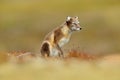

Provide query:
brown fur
left=54, top=27, right=64, bottom=44
left=40, top=42, right=50, bottom=56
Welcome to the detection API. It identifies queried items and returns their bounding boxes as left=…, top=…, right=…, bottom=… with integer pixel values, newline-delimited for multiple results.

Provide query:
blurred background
left=0, top=0, right=120, bottom=55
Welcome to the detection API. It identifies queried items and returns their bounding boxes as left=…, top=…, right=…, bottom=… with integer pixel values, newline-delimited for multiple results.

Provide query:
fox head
left=66, top=16, right=82, bottom=31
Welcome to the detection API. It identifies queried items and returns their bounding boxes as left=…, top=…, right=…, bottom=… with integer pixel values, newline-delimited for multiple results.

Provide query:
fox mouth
left=71, top=27, right=82, bottom=31
left=75, top=27, right=82, bottom=31
left=77, top=27, right=82, bottom=31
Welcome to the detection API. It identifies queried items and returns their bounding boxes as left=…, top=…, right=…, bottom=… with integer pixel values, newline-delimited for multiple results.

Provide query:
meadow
left=0, top=51, right=120, bottom=80
left=0, top=0, right=120, bottom=80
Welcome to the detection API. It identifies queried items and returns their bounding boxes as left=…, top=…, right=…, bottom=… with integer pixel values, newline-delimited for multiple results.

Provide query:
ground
left=0, top=50, right=120, bottom=80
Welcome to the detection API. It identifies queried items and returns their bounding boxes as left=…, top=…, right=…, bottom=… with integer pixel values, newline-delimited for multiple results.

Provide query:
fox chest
left=58, top=34, right=71, bottom=47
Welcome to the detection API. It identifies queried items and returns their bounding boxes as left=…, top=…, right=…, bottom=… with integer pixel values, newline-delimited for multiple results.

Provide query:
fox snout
left=77, top=27, right=82, bottom=31
left=76, top=25, right=82, bottom=31
left=71, top=24, right=82, bottom=31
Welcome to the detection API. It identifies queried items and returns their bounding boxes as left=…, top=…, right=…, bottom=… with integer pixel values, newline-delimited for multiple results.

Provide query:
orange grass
left=0, top=49, right=98, bottom=64
left=66, top=49, right=96, bottom=60
left=0, top=49, right=120, bottom=64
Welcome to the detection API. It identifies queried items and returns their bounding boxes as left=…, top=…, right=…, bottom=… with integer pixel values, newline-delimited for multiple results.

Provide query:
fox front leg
left=56, top=44, right=64, bottom=58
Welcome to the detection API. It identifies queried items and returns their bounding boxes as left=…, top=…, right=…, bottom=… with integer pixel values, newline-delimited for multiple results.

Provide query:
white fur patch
left=50, top=47, right=59, bottom=57
left=76, top=27, right=80, bottom=30
left=66, top=16, right=71, bottom=21
left=72, top=26, right=80, bottom=31
left=58, top=36, right=71, bottom=47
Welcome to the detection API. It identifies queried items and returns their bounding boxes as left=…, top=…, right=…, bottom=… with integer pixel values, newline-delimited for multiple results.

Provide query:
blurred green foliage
left=0, top=0, right=120, bottom=54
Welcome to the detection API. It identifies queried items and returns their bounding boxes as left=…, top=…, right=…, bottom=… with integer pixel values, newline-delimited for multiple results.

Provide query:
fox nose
left=78, top=25, right=82, bottom=30
left=80, top=28, right=82, bottom=30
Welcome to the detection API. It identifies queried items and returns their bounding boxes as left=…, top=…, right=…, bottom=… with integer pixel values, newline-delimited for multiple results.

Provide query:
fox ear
left=66, top=16, right=71, bottom=21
